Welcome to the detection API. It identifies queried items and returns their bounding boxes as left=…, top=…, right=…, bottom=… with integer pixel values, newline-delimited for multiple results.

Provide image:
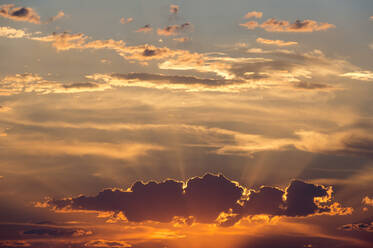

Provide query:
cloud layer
left=42, top=174, right=351, bottom=226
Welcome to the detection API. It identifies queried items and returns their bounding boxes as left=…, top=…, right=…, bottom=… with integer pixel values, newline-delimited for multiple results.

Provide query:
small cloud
left=120, top=17, right=133, bottom=24
left=0, top=26, right=30, bottom=38
left=85, top=240, right=132, bottom=248
left=292, top=82, right=334, bottom=91
left=157, top=23, right=192, bottom=36
left=173, top=37, right=189, bottom=43
left=362, top=196, right=373, bottom=207
left=136, top=24, right=152, bottom=33
left=244, top=11, right=263, bottom=19
left=339, top=220, right=373, bottom=232
left=341, top=71, right=373, bottom=81
left=48, top=10, right=65, bottom=23
left=256, top=37, right=298, bottom=46
left=239, top=21, right=259, bottom=30
left=100, top=59, right=112, bottom=64
left=23, top=228, right=92, bottom=237
left=0, top=240, right=31, bottom=247
left=170, top=4, right=179, bottom=14
left=0, top=4, right=41, bottom=24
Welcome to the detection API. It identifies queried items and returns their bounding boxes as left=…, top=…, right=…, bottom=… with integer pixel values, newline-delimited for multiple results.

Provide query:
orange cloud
left=48, top=11, right=65, bottom=23
left=173, top=37, right=189, bottom=43
left=136, top=24, right=152, bottom=33
left=0, top=26, right=30, bottom=38
left=261, top=18, right=335, bottom=32
left=85, top=240, right=132, bottom=248
left=0, top=4, right=41, bottom=24
left=239, top=21, right=259, bottom=30
left=170, top=4, right=179, bottom=14
left=362, top=196, right=373, bottom=207
left=244, top=11, right=263, bottom=19
left=240, top=18, right=335, bottom=32
left=256, top=37, right=298, bottom=46
left=157, top=23, right=192, bottom=36
left=0, top=73, right=111, bottom=95
left=120, top=17, right=133, bottom=24
left=341, top=71, right=373, bottom=81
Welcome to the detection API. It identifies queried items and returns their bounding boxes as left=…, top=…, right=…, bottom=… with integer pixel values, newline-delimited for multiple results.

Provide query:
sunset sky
left=1, top=0, right=373, bottom=247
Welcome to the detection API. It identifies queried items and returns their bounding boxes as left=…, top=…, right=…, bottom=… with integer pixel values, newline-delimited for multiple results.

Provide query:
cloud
left=341, top=71, right=373, bottom=81
left=295, top=130, right=373, bottom=158
left=31, top=32, right=184, bottom=63
left=240, top=18, right=335, bottom=32
left=292, top=82, right=334, bottom=91
left=41, top=174, right=351, bottom=226
left=85, top=240, right=132, bottom=248
left=244, top=11, right=263, bottom=19
left=0, top=240, right=31, bottom=248
left=32, top=32, right=89, bottom=51
left=100, top=59, right=111, bottom=64
left=0, top=4, right=41, bottom=24
left=239, top=21, right=259, bottom=30
left=23, top=228, right=92, bottom=237
left=170, top=5, right=179, bottom=14
left=256, top=37, right=298, bottom=47
left=0, top=26, right=30, bottom=38
left=136, top=24, right=152, bottom=33
left=362, top=196, right=373, bottom=207
left=173, top=37, right=189, bottom=43
left=157, top=23, right=192, bottom=36
left=48, top=11, right=65, bottom=23
left=3, top=28, right=357, bottom=84
left=120, top=17, right=133, bottom=24
left=261, top=18, right=335, bottom=32
left=0, top=73, right=111, bottom=95
left=89, top=72, right=239, bottom=91
left=339, top=220, right=373, bottom=233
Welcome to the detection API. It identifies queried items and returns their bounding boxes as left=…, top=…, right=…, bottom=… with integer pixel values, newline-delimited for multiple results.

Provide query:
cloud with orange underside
left=240, top=17, right=335, bottom=32
left=157, top=23, right=192, bottom=36
left=256, top=37, right=298, bottom=46
left=136, top=24, right=152, bottom=33
left=0, top=4, right=40, bottom=24
left=244, top=11, right=263, bottom=19
left=39, top=173, right=352, bottom=226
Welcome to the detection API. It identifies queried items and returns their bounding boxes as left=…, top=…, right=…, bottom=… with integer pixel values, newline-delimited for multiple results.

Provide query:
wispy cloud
left=341, top=71, right=373, bottom=81
left=256, top=37, right=298, bottom=46
left=48, top=11, right=65, bottom=23
left=240, top=18, right=335, bottom=32
left=136, top=24, right=152, bottom=33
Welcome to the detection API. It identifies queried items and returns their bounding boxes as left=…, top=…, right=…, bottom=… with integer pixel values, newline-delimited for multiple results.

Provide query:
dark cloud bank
left=42, top=174, right=351, bottom=225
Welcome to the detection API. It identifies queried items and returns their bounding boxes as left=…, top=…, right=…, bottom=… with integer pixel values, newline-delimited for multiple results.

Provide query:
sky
left=0, top=0, right=373, bottom=247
